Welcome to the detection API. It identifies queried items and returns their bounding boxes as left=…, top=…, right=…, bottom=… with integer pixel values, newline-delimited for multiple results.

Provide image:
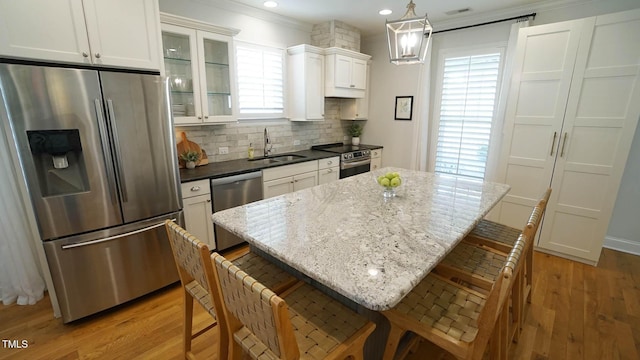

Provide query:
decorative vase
left=352, top=137, right=360, bottom=146
left=186, top=161, right=196, bottom=169
left=382, top=186, right=396, bottom=198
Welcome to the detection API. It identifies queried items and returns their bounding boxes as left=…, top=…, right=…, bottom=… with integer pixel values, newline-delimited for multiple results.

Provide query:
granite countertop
left=180, top=149, right=339, bottom=182
left=212, top=167, right=510, bottom=311
left=179, top=144, right=383, bottom=182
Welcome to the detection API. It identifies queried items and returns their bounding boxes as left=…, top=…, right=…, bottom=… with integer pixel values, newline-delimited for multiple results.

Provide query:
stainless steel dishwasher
left=211, top=171, right=263, bottom=251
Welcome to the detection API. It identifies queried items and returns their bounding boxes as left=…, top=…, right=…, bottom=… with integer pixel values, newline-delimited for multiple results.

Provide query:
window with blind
left=235, top=43, right=284, bottom=119
left=433, top=50, right=503, bottom=179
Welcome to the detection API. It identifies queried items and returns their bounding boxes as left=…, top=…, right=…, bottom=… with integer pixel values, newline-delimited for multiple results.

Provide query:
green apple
left=380, top=177, right=390, bottom=187
left=385, top=172, right=395, bottom=180
left=390, top=177, right=401, bottom=188
left=377, top=175, right=386, bottom=185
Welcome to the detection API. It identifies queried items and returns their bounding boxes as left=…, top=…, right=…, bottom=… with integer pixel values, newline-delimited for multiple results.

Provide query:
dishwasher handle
left=211, top=171, right=262, bottom=186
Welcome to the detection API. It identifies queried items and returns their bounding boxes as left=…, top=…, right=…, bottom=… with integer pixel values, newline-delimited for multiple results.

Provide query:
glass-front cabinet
left=161, top=22, right=237, bottom=124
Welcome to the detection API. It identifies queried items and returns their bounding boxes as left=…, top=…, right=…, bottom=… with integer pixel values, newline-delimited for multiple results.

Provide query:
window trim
left=428, top=43, right=507, bottom=180
left=234, top=41, right=286, bottom=120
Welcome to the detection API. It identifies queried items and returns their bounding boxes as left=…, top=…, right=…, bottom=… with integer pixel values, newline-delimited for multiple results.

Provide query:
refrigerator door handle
left=106, top=99, right=128, bottom=202
left=94, top=99, right=118, bottom=205
left=61, top=218, right=177, bottom=249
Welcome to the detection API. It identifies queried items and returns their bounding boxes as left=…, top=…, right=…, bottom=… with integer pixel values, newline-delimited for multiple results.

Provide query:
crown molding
left=191, top=0, right=313, bottom=33
left=430, top=0, right=592, bottom=32
left=161, top=12, right=241, bottom=35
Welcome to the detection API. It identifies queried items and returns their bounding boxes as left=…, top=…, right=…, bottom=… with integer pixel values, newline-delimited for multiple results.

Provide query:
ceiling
left=227, top=0, right=569, bottom=36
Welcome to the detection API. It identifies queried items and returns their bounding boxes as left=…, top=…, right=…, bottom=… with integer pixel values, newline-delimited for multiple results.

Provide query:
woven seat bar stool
left=211, top=252, right=376, bottom=360
left=435, top=190, right=550, bottom=345
left=464, top=188, right=551, bottom=304
left=164, top=220, right=297, bottom=360
left=381, top=232, right=530, bottom=360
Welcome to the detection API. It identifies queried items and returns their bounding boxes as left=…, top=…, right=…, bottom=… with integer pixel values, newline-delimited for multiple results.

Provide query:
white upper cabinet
left=287, top=44, right=325, bottom=121
left=496, top=9, right=640, bottom=264
left=161, top=14, right=239, bottom=124
left=0, top=0, right=162, bottom=71
left=340, top=61, right=371, bottom=120
left=324, top=47, right=370, bottom=98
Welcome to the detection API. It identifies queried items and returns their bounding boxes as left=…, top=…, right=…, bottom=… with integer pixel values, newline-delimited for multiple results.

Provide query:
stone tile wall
left=177, top=100, right=351, bottom=162
left=311, top=20, right=361, bottom=52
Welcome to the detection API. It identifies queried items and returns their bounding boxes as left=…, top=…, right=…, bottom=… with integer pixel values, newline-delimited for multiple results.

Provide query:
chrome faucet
left=264, top=128, right=273, bottom=157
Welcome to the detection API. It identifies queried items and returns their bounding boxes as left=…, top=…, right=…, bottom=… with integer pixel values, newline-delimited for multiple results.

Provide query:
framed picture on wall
left=395, top=96, right=413, bottom=120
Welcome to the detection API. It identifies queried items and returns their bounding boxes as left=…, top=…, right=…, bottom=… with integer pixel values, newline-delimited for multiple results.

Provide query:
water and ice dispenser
left=27, top=129, right=90, bottom=197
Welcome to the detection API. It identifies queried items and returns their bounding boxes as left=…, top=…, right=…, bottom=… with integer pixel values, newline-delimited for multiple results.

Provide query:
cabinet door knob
left=204, top=116, right=209, bottom=119
left=350, top=84, right=355, bottom=88
left=190, top=186, right=200, bottom=191
left=327, top=168, right=332, bottom=173
left=95, top=53, right=101, bottom=59
left=207, top=199, right=211, bottom=203
left=327, top=161, right=332, bottom=165
left=198, top=116, right=202, bottom=120
left=82, top=52, right=89, bottom=58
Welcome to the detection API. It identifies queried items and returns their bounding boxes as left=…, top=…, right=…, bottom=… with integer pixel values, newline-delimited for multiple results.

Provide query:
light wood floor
left=1, top=248, right=639, bottom=360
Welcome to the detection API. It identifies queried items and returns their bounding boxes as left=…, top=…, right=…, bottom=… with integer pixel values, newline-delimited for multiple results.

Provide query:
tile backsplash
left=176, top=98, right=353, bottom=162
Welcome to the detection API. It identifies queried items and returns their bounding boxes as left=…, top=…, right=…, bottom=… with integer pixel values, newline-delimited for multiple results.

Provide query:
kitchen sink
left=249, top=154, right=306, bottom=164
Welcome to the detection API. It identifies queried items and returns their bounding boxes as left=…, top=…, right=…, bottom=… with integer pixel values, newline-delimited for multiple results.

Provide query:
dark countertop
left=180, top=144, right=383, bottom=183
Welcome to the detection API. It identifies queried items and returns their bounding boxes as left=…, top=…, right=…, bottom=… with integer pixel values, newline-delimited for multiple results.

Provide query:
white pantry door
left=539, top=10, right=640, bottom=263
left=496, top=19, right=584, bottom=228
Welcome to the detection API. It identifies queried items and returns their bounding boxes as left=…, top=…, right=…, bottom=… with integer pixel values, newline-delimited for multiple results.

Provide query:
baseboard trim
left=533, top=246, right=599, bottom=266
left=603, top=236, right=640, bottom=256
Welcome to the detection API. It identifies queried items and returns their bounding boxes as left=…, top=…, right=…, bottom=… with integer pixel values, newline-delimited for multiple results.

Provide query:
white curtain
left=410, top=41, right=433, bottom=171
left=0, top=123, right=45, bottom=306
left=484, top=19, right=530, bottom=182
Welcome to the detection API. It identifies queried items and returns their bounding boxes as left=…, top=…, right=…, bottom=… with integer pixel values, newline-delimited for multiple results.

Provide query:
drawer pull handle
left=191, top=186, right=200, bottom=191
left=327, top=169, right=332, bottom=173
left=327, top=161, right=332, bottom=165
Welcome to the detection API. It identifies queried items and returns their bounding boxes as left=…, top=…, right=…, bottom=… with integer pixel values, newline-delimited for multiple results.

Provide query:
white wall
left=605, top=125, right=640, bottom=254
left=159, top=0, right=311, bottom=48
left=359, top=34, right=425, bottom=169
left=361, top=22, right=512, bottom=169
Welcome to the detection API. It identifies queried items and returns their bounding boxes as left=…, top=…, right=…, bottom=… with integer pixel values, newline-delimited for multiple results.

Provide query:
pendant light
left=385, top=0, right=432, bottom=65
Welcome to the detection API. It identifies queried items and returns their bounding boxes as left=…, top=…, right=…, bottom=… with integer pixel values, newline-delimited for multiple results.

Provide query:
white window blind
left=434, top=52, right=501, bottom=179
left=236, top=43, right=284, bottom=118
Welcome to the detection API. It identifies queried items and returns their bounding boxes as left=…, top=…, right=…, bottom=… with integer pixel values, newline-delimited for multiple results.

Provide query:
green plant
left=348, top=123, right=363, bottom=137
left=180, top=150, right=201, bottom=162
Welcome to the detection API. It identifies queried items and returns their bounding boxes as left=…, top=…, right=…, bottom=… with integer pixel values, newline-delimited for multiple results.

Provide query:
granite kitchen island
left=212, top=168, right=510, bottom=310
left=212, top=167, right=510, bottom=358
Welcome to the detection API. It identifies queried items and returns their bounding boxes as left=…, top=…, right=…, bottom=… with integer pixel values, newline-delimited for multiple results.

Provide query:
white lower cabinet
left=318, top=156, right=340, bottom=185
left=371, top=149, right=382, bottom=171
left=263, top=161, right=319, bottom=198
left=181, top=179, right=215, bottom=249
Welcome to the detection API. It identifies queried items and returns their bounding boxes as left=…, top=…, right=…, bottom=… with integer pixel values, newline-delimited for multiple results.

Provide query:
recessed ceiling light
left=264, top=1, right=278, bottom=8
left=379, top=9, right=392, bottom=16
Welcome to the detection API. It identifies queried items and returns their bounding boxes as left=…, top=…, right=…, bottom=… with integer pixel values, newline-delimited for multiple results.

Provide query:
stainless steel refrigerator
left=0, top=63, right=182, bottom=323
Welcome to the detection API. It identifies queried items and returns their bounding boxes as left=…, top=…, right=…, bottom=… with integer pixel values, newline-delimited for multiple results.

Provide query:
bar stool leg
left=383, top=325, right=406, bottom=360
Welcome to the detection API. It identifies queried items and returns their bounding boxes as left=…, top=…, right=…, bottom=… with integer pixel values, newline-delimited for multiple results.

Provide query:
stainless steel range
left=312, top=143, right=372, bottom=178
